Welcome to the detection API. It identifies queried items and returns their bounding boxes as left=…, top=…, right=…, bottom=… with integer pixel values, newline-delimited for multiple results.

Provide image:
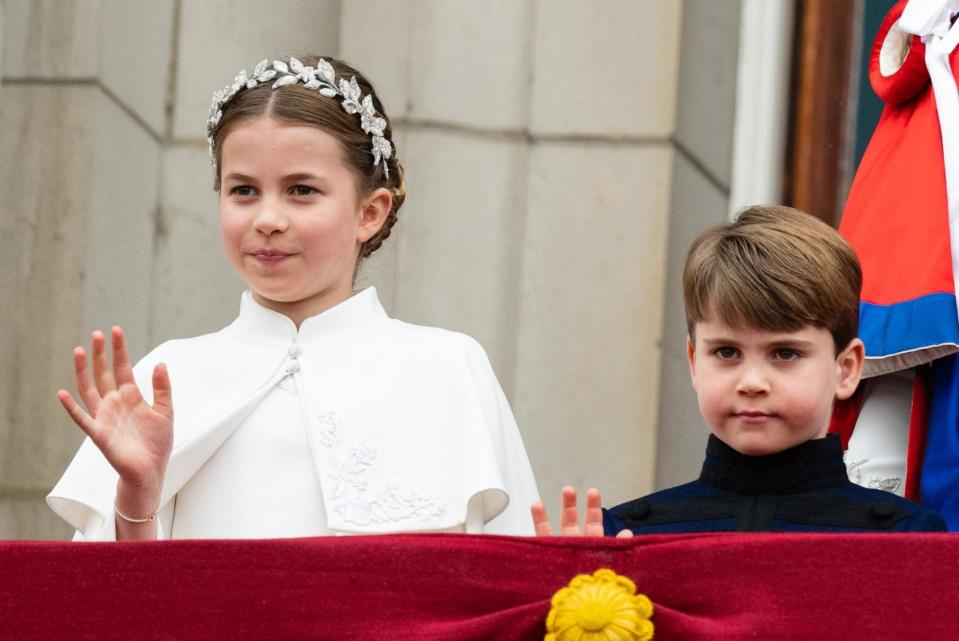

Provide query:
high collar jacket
left=603, top=435, right=946, bottom=534
left=49, top=289, right=540, bottom=539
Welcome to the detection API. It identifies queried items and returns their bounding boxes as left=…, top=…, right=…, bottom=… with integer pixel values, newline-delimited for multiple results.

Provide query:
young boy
left=532, top=206, right=946, bottom=535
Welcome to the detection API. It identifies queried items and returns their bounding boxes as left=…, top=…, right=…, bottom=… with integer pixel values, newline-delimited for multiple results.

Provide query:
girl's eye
left=713, top=346, right=739, bottom=360
left=291, top=185, right=317, bottom=197
left=774, top=348, right=801, bottom=361
left=230, top=185, right=256, bottom=197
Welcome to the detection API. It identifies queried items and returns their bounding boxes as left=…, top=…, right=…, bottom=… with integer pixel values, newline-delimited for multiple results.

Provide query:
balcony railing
left=1, top=532, right=955, bottom=640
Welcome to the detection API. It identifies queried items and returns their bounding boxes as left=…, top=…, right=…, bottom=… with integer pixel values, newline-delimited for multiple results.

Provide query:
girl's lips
left=250, top=250, right=293, bottom=265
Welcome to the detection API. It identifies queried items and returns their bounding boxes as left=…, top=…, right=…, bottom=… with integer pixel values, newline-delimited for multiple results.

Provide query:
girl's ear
left=357, top=187, right=393, bottom=243
left=835, top=337, right=865, bottom=400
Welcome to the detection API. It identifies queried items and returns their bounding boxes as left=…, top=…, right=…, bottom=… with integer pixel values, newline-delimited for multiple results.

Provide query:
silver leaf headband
left=207, top=57, right=393, bottom=179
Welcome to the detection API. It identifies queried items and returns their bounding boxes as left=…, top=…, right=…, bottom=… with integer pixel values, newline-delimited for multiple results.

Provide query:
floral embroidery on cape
left=316, top=412, right=446, bottom=526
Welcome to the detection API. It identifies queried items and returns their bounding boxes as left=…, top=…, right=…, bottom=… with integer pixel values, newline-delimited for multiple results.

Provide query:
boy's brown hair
left=683, top=205, right=861, bottom=352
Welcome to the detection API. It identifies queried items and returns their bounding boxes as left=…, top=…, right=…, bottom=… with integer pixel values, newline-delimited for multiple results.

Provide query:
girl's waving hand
left=57, top=326, right=173, bottom=492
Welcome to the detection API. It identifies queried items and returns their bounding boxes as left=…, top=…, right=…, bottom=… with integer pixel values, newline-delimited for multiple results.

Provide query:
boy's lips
left=733, top=410, right=776, bottom=424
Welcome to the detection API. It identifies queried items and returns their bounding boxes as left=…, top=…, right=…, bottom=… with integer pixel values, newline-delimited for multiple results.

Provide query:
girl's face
left=218, top=116, right=389, bottom=323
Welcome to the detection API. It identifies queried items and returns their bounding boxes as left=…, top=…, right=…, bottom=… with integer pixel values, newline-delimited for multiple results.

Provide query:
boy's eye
left=713, top=346, right=739, bottom=360
left=774, top=348, right=801, bottom=361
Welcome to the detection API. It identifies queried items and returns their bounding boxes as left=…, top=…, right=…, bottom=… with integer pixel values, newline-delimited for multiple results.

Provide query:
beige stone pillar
left=518, top=0, right=681, bottom=509
left=0, top=0, right=172, bottom=538
left=344, top=0, right=534, bottom=390
left=655, top=0, right=744, bottom=489
left=344, top=0, right=683, bottom=519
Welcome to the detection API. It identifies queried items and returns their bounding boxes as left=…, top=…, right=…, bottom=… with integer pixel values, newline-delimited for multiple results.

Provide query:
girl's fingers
left=73, top=347, right=101, bottom=415
left=91, top=331, right=116, bottom=396
left=615, top=528, right=635, bottom=539
left=583, top=488, right=604, bottom=536
left=530, top=502, right=553, bottom=536
left=559, top=486, right=581, bottom=535
left=57, top=389, right=98, bottom=439
left=151, top=363, right=174, bottom=419
left=111, top=327, right=136, bottom=387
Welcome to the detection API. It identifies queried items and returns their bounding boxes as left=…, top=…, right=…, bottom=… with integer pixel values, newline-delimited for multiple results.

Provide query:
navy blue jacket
left=603, top=434, right=947, bottom=534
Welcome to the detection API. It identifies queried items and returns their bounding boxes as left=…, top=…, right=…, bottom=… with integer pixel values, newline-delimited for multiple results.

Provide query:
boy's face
left=687, top=318, right=864, bottom=456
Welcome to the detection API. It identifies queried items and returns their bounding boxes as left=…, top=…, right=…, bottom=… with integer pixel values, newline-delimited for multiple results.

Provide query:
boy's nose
left=735, top=365, right=770, bottom=396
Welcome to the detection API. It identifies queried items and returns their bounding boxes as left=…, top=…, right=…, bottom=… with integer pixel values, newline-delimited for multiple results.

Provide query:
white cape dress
left=48, top=288, right=540, bottom=539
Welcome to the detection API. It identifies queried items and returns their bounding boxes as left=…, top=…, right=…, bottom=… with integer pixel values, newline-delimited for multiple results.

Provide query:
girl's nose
left=252, top=200, right=289, bottom=235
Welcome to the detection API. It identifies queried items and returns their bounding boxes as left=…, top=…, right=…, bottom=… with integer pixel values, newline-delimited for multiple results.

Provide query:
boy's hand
left=530, top=486, right=633, bottom=538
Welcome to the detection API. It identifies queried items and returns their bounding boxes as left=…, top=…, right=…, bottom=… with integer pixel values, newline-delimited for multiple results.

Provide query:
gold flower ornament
left=545, top=568, right=654, bottom=641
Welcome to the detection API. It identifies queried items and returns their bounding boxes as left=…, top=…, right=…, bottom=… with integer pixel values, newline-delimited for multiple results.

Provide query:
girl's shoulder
left=129, top=325, right=268, bottom=398
left=382, top=318, right=490, bottom=364
left=386, top=318, right=481, bottom=346
left=135, top=329, right=236, bottom=368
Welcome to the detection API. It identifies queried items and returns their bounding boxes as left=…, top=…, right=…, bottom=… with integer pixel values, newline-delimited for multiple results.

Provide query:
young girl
left=48, top=55, right=539, bottom=540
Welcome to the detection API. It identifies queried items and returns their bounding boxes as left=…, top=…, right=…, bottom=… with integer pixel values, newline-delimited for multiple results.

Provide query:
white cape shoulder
left=360, top=322, right=540, bottom=534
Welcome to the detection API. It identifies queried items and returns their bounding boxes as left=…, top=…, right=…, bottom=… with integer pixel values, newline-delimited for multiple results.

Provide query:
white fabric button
left=288, top=343, right=302, bottom=358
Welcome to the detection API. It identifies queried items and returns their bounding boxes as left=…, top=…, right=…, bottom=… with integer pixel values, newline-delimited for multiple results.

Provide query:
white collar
left=229, top=287, right=388, bottom=349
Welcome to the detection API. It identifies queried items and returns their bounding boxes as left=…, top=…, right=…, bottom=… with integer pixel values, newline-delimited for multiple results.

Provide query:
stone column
left=516, top=0, right=681, bottom=508
left=343, top=0, right=533, bottom=392
left=0, top=0, right=173, bottom=538
left=655, top=0, right=744, bottom=489
left=344, top=0, right=683, bottom=515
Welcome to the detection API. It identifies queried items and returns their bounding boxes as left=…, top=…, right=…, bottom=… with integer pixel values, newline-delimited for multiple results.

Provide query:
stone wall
left=655, top=0, right=743, bottom=488
left=0, top=0, right=733, bottom=538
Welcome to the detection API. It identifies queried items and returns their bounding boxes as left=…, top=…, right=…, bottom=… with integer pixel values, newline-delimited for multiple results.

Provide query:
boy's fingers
left=111, top=327, right=136, bottom=386
left=530, top=502, right=553, bottom=536
left=583, top=488, right=604, bottom=536
left=615, top=529, right=634, bottom=539
left=560, top=486, right=581, bottom=535
left=73, top=347, right=100, bottom=415
left=91, top=331, right=116, bottom=396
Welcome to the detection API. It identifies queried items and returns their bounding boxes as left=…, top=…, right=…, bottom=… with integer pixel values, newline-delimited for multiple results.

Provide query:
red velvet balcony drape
left=1, top=533, right=955, bottom=640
